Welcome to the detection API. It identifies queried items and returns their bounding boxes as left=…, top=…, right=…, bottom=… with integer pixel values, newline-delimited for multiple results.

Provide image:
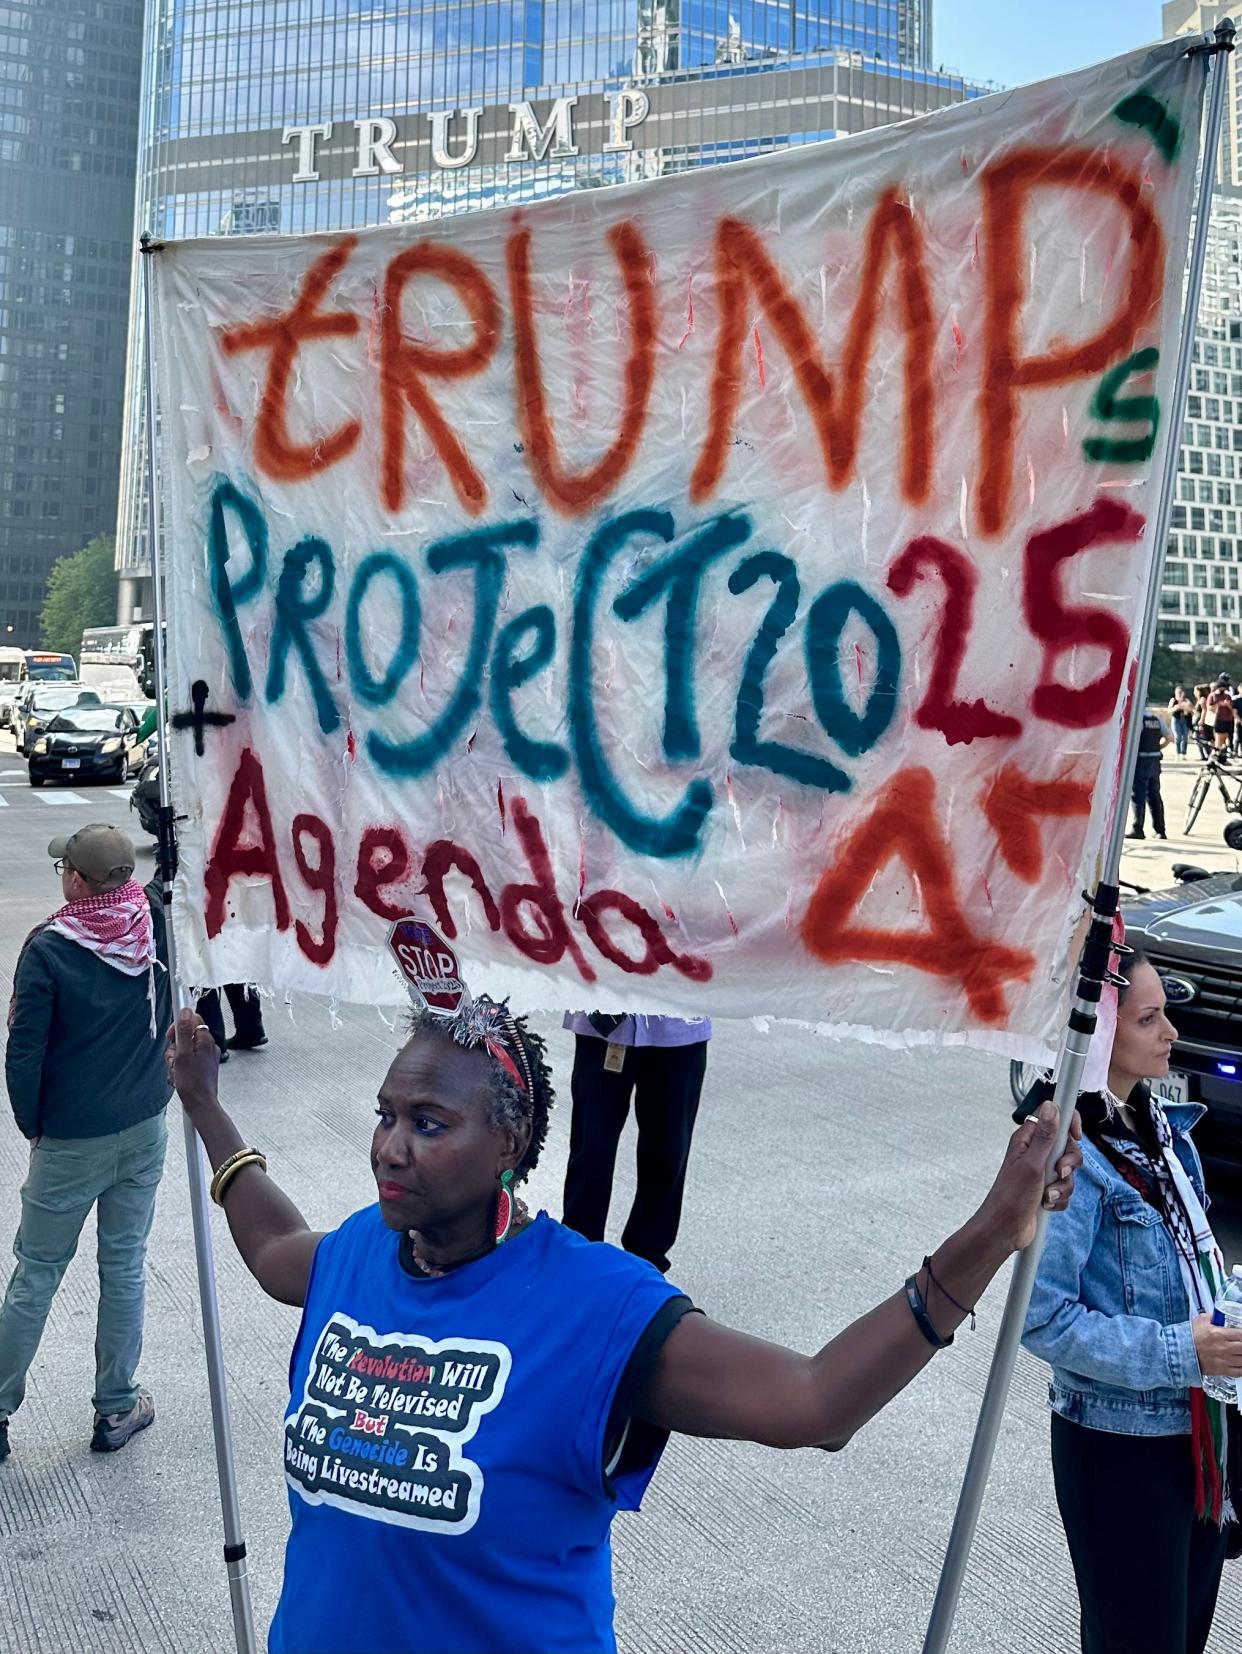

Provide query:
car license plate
left=1155, top=1071, right=1189, bottom=1107
left=62, top=758, right=80, bottom=770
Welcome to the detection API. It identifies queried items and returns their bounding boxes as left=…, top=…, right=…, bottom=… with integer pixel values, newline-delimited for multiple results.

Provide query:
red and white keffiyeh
left=46, top=879, right=156, bottom=975
left=8, top=880, right=162, bottom=1037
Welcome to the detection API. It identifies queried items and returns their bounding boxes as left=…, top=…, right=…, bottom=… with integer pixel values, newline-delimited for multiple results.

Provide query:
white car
left=15, top=682, right=90, bottom=756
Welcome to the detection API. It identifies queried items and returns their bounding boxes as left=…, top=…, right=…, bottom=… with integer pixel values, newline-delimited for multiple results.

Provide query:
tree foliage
left=38, top=534, right=118, bottom=660
left=1144, top=641, right=1242, bottom=704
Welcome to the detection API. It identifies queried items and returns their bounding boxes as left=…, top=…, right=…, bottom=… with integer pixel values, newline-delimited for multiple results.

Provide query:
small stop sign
left=387, top=916, right=467, bottom=1016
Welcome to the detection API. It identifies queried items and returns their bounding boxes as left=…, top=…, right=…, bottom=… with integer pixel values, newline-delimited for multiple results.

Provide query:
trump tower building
left=115, top=1, right=985, bottom=617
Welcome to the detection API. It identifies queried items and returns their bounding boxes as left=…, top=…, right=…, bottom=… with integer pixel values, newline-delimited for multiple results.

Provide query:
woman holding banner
left=167, top=999, right=1079, bottom=1654
left=1022, top=956, right=1241, bottom=1654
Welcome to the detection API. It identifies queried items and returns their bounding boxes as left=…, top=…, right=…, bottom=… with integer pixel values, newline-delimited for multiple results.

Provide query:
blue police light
left=1216, top=1061, right=1238, bottom=1079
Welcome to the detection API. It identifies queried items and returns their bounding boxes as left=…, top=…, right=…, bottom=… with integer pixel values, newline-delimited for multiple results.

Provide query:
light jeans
left=0, top=1111, right=167, bottom=1422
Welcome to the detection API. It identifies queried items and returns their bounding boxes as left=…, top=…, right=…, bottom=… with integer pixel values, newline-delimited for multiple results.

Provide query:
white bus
left=22, top=649, right=76, bottom=681
left=1, top=649, right=78, bottom=730
left=79, top=624, right=155, bottom=702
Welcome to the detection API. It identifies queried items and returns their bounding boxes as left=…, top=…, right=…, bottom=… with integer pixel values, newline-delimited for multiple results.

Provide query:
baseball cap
left=48, top=823, right=136, bottom=887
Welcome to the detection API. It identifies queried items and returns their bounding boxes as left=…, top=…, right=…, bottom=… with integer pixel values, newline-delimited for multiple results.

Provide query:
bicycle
left=1183, top=755, right=1242, bottom=834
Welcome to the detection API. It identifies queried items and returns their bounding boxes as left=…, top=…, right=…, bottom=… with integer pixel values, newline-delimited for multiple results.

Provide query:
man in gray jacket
left=1, top=824, right=171, bottom=1463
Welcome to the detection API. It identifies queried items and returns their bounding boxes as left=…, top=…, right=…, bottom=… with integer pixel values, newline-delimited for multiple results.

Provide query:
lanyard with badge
left=587, top=1013, right=628, bottom=1073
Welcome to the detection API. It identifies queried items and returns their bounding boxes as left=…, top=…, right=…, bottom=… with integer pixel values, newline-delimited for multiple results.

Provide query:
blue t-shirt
left=269, top=1208, right=684, bottom=1654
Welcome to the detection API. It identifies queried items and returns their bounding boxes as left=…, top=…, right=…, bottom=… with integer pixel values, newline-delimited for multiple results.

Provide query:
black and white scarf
left=1101, top=1090, right=1232, bottom=1524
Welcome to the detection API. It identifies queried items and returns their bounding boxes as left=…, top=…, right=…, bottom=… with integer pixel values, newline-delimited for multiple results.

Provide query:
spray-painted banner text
left=152, top=39, right=1202, bottom=1053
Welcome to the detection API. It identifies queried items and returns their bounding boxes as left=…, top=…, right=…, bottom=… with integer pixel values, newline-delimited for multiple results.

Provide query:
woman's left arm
left=1022, top=1175, right=1203, bottom=1392
left=637, top=1102, right=1079, bottom=1451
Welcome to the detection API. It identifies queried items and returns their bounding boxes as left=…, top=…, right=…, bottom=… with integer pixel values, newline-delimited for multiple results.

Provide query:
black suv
left=1123, top=869, right=1242, bottom=1168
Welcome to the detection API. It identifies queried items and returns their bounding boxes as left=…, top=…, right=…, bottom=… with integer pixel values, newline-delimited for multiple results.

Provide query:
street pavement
left=1117, top=743, right=1242, bottom=889
left=0, top=734, right=1240, bottom=1654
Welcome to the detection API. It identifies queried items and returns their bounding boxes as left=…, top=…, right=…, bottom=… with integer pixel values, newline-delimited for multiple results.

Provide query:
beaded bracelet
left=905, top=1274, right=954, bottom=1350
left=923, top=1254, right=978, bottom=1332
left=210, top=1148, right=267, bottom=1207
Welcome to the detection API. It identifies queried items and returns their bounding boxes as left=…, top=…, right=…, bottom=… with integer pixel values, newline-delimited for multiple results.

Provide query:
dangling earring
left=494, top=1169, right=515, bottom=1246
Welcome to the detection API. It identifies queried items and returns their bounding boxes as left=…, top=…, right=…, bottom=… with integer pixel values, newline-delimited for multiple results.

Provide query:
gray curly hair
left=404, top=1000, right=553, bottom=1183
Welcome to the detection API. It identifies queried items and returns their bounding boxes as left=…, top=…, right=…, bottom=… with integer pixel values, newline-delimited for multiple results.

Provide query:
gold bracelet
left=210, top=1149, right=267, bottom=1207
left=211, top=1151, right=266, bottom=1206
left=208, top=1145, right=255, bottom=1194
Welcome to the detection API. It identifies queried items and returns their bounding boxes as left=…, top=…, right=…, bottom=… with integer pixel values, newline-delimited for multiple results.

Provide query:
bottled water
left=1202, top=1265, right=1242, bottom=1405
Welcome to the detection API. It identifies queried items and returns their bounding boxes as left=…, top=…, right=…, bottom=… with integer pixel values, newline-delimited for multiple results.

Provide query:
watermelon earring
left=494, top=1169, right=515, bottom=1246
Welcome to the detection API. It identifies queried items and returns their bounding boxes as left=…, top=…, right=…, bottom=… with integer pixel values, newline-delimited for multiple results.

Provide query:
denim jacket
left=1022, top=1103, right=1207, bottom=1436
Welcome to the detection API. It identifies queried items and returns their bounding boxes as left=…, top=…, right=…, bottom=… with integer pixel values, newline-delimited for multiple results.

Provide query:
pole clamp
left=1188, top=19, right=1236, bottom=55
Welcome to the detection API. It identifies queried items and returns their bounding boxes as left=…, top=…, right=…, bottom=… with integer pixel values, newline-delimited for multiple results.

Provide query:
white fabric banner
left=151, top=39, right=1203, bottom=1054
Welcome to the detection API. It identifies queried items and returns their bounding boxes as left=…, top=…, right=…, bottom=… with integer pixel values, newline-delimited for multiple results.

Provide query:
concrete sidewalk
left=1120, top=746, right=1242, bottom=887
left=0, top=744, right=1238, bottom=1654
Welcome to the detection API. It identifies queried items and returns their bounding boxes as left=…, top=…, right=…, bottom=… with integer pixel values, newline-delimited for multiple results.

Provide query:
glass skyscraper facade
left=1161, top=194, right=1242, bottom=648
left=0, top=0, right=142, bottom=644
left=1164, top=2, right=1241, bottom=196
left=115, top=0, right=973, bottom=612
left=1157, top=4, right=1242, bottom=650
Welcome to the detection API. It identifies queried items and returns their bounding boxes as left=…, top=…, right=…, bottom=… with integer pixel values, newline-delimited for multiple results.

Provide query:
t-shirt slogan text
left=284, top=1314, right=511, bottom=1534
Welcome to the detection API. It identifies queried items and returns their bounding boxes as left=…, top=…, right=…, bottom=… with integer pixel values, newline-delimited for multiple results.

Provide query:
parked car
left=15, top=682, right=91, bottom=755
left=28, top=703, right=147, bottom=787
left=1119, top=867, right=1242, bottom=1165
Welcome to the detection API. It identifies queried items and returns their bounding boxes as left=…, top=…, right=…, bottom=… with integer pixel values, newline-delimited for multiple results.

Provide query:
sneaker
left=1127, top=830, right=1145, bottom=840
left=225, top=1034, right=268, bottom=1051
left=0, top=1419, right=9, bottom=1464
left=90, top=1389, right=154, bottom=1454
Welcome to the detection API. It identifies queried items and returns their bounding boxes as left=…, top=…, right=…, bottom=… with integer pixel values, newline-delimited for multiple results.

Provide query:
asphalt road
left=0, top=734, right=1239, bottom=1654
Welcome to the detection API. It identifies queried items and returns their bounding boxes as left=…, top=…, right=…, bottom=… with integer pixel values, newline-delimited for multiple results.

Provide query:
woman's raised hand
left=166, top=1006, right=220, bottom=1112
left=976, top=1099, right=1083, bottom=1255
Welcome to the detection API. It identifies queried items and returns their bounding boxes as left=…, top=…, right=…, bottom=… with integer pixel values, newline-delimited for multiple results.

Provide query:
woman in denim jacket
left=1023, top=955, right=1242, bottom=1654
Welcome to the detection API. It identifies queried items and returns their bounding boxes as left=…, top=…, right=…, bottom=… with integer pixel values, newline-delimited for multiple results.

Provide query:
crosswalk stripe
left=34, top=790, right=88, bottom=805
left=107, top=787, right=132, bottom=799
left=0, top=792, right=8, bottom=805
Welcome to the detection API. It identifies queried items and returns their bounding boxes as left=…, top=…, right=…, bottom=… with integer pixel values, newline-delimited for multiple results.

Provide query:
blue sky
left=936, top=2, right=1164, bottom=89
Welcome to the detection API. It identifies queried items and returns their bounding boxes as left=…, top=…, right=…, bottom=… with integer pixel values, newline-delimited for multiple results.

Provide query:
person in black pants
left=1127, top=707, right=1168, bottom=840
left=1023, top=956, right=1240, bottom=1654
left=561, top=1015, right=710, bottom=1274
left=1051, top=1417, right=1230, bottom=1654
left=197, top=983, right=267, bottom=1061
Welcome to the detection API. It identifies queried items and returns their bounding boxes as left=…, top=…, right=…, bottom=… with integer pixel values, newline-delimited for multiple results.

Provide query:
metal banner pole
left=921, top=22, right=1236, bottom=1653
left=139, top=233, right=258, bottom=1654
